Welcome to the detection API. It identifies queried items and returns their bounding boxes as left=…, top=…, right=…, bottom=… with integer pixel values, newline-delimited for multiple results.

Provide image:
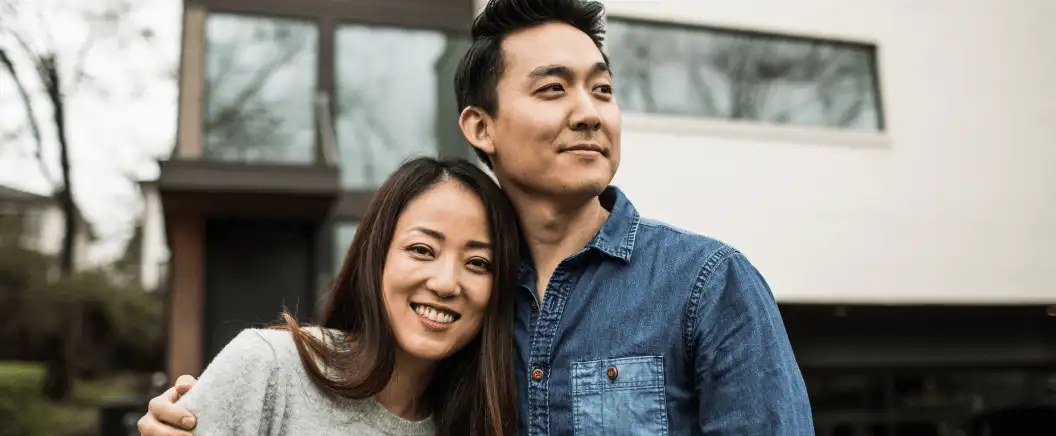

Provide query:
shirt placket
left=526, top=264, right=574, bottom=436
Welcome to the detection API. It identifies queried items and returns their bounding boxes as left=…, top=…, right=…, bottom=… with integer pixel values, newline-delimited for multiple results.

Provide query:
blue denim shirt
left=512, top=186, right=814, bottom=435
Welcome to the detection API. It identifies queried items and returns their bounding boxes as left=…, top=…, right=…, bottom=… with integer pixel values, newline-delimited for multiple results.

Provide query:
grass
left=0, top=361, right=144, bottom=436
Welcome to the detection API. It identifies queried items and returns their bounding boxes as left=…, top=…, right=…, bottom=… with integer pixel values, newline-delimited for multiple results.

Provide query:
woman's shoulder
left=234, top=325, right=346, bottom=363
left=237, top=325, right=340, bottom=348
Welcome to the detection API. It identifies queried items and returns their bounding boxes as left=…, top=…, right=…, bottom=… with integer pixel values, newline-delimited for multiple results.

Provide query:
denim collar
left=516, top=185, right=640, bottom=282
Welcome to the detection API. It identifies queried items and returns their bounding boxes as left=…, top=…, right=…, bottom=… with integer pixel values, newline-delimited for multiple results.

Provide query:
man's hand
left=137, top=375, right=199, bottom=435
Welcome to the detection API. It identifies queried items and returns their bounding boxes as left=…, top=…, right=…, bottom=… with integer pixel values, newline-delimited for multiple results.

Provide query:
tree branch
left=0, top=48, right=55, bottom=187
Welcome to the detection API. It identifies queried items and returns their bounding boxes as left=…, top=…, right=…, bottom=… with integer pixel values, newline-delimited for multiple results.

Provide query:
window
left=334, top=24, right=471, bottom=189
left=332, top=221, right=359, bottom=275
left=203, top=14, right=319, bottom=163
left=605, top=19, right=883, bottom=131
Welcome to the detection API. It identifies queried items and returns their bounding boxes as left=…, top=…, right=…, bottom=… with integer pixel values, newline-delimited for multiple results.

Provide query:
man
left=138, top=0, right=814, bottom=434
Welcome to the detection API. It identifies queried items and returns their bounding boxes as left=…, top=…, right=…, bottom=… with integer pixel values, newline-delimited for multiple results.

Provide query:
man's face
left=480, top=22, right=621, bottom=200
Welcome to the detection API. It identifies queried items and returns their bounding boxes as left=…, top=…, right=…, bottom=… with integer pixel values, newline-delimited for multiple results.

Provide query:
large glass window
left=332, top=221, right=359, bottom=275
left=203, top=14, right=319, bottom=163
left=606, top=19, right=883, bottom=131
left=334, top=24, right=470, bottom=189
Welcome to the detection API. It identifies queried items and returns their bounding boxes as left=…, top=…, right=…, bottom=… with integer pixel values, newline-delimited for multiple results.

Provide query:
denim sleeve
left=685, top=249, right=814, bottom=435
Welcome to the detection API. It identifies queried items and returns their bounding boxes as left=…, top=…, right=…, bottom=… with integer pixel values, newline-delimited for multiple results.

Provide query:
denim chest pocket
left=571, top=355, right=669, bottom=436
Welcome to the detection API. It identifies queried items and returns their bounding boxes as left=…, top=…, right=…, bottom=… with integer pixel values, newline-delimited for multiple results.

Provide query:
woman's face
left=382, top=179, right=495, bottom=363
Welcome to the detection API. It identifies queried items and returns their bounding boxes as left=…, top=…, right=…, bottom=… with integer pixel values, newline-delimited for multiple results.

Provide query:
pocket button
left=606, top=365, right=618, bottom=380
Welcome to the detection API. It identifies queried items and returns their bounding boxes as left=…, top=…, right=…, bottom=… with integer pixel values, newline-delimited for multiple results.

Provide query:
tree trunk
left=39, top=55, right=77, bottom=401
left=41, top=56, right=77, bottom=275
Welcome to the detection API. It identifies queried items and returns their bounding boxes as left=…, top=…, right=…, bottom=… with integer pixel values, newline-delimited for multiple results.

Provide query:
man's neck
left=375, top=350, right=435, bottom=421
left=509, top=190, right=610, bottom=299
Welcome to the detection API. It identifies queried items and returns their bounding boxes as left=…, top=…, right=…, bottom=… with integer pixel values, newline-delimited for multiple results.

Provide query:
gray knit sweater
left=176, top=328, right=436, bottom=436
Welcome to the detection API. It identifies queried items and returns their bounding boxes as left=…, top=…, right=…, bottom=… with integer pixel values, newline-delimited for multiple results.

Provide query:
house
left=158, top=0, right=476, bottom=386
left=600, top=0, right=1056, bottom=433
left=159, top=0, right=1056, bottom=433
left=105, top=180, right=170, bottom=292
left=0, top=184, right=95, bottom=271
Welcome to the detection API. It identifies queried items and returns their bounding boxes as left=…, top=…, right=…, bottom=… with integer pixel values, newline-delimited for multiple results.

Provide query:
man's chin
left=552, top=179, right=609, bottom=200
left=498, top=170, right=613, bottom=202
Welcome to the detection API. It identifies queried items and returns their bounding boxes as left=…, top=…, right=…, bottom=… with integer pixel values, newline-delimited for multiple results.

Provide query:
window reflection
left=332, top=221, right=358, bottom=275
left=334, top=24, right=469, bottom=189
left=203, top=14, right=318, bottom=163
left=606, top=19, right=883, bottom=131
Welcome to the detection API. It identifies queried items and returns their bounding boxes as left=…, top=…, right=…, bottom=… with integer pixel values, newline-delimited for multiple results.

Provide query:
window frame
left=329, top=21, right=474, bottom=191
left=604, top=14, right=890, bottom=147
left=200, top=12, right=322, bottom=165
left=181, top=0, right=474, bottom=220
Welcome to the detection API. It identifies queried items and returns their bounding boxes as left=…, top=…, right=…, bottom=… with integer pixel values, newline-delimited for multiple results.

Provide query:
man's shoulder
left=635, top=217, right=741, bottom=262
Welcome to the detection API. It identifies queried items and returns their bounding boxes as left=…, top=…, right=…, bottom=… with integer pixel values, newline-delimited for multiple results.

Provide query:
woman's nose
left=425, top=260, right=461, bottom=299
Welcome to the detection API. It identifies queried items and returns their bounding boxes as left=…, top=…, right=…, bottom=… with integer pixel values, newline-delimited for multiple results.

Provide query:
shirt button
left=531, top=368, right=545, bottom=381
left=606, top=366, right=618, bottom=380
left=530, top=301, right=538, bottom=310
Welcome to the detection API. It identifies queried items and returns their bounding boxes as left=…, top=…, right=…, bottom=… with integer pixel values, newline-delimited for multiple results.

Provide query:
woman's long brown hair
left=273, top=157, right=520, bottom=435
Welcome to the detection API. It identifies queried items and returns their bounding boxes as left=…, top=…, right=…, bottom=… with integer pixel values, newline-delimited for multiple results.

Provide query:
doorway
left=202, top=218, right=316, bottom=366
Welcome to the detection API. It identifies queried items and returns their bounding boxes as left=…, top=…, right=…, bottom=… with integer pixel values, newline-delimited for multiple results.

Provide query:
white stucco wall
left=32, top=204, right=93, bottom=270
left=139, top=182, right=170, bottom=291
left=605, top=0, right=1056, bottom=304
left=472, top=0, right=1056, bottom=304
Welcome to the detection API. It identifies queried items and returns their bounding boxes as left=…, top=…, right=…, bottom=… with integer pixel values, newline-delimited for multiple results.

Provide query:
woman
left=158, top=157, right=520, bottom=435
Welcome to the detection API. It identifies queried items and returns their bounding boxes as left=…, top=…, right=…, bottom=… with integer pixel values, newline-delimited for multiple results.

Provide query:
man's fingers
left=148, top=387, right=196, bottom=430
left=137, top=413, right=194, bottom=436
left=162, top=386, right=180, bottom=403
left=174, top=375, right=198, bottom=396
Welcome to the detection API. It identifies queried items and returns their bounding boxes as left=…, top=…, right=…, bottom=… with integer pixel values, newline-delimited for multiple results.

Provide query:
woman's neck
left=374, top=349, right=436, bottom=421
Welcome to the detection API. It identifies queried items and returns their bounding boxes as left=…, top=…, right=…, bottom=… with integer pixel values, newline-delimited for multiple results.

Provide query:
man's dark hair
left=454, top=0, right=609, bottom=168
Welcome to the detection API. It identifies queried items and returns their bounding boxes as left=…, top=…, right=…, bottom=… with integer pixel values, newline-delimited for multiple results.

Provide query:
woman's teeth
left=414, top=304, right=456, bottom=324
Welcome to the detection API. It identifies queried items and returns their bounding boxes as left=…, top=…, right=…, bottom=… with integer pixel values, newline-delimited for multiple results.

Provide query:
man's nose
left=569, top=89, right=602, bottom=131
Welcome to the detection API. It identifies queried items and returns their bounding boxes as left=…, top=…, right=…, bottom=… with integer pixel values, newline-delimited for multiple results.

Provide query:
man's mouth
left=410, top=303, right=461, bottom=324
left=560, top=144, right=606, bottom=156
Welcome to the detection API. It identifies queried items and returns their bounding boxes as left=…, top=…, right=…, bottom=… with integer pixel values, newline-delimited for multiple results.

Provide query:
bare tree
left=0, top=32, right=77, bottom=407
left=0, top=48, right=52, bottom=183
left=0, top=0, right=167, bottom=400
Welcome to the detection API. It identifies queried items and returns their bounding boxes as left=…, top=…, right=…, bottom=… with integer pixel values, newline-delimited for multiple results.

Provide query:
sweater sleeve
left=175, top=329, right=289, bottom=436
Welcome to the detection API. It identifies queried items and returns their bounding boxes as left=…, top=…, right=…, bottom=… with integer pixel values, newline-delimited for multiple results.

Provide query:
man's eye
left=595, top=84, right=613, bottom=94
left=539, top=84, right=564, bottom=93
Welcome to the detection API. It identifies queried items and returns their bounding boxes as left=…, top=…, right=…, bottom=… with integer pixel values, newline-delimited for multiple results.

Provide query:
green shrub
left=0, top=360, right=139, bottom=436
left=0, top=245, right=164, bottom=375
left=0, top=361, right=55, bottom=436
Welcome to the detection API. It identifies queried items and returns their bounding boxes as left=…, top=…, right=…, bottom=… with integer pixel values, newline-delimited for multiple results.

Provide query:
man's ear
left=459, top=106, right=495, bottom=158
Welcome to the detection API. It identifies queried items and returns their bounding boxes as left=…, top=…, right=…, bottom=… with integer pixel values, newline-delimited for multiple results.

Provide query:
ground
left=0, top=360, right=144, bottom=436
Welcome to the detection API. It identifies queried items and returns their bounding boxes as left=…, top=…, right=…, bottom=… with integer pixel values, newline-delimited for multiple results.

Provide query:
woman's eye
left=407, top=245, right=433, bottom=257
left=467, top=258, right=492, bottom=272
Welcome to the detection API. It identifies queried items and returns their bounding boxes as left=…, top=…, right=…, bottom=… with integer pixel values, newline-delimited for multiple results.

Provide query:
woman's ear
left=459, top=106, right=495, bottom=158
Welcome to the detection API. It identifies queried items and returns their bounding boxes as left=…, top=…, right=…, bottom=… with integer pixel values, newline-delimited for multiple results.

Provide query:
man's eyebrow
left=529, top=65, right=572, bottom=80
left=527, top=62, right=610, bottom=80
left=589, top=61, right=610, bottom=76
